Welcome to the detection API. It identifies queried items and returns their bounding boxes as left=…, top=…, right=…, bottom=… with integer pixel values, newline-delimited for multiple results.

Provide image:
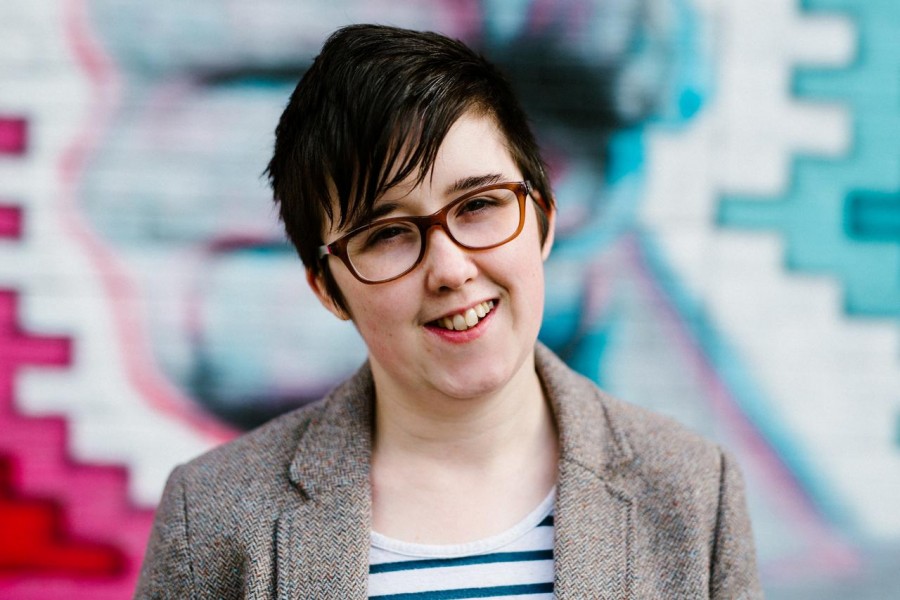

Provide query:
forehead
left=326, top=111, right=519, bottom=234
left=378, top=114, right=518, bottom=205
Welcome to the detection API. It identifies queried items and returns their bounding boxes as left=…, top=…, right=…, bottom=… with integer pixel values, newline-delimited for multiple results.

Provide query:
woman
left=136, top=24, right=761, bottom=599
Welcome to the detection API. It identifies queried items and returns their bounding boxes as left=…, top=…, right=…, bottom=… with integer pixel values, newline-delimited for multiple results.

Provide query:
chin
left=429, top=362, right=515, bottom=400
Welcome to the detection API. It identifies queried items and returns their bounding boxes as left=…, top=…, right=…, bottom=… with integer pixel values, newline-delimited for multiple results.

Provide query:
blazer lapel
left=535, top=344, right=636, bottom=599
left=275, top=490, right=370, bottom=599
left=554, top=460, right=634, bottom=599
left=275, top=366, right=375, bottom=600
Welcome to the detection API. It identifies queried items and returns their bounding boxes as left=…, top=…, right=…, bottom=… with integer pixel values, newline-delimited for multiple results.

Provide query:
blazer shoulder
left=176, top=397, right=327, bottom=495
left=607, top=390, right=719, bottom=457
left=605, top=390, right=724, bottom=474
left=592, top=392, right=761, bottom=598
left=536, top=341, right=725, bottom=484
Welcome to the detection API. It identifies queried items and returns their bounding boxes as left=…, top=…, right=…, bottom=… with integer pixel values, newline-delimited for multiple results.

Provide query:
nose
left=421, top=225, right=477, bottom=292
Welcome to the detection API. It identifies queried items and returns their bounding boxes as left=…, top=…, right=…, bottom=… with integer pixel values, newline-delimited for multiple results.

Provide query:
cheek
left=501, top=238, right=547, bottom=317
left=521, top=261, right=546, bottom=311
left=341, top=283, right=413, bottom=352
left=501, top=229, right=547, bottom=285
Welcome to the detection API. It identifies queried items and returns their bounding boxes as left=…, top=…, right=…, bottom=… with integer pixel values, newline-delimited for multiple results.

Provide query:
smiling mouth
left=430, top=300, right=496, bottom=332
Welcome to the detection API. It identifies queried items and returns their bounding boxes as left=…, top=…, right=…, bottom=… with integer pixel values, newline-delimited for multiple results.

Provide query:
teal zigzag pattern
left=717, top=0, right=900, bottom=318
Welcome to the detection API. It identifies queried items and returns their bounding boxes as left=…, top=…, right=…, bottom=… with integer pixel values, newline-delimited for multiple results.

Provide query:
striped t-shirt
left=367, top=488, right=555, bottom=599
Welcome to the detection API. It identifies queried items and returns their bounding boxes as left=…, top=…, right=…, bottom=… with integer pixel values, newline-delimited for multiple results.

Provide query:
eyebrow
left=444, top=173, right=505, bottom=195
left=353, top=173, right=508, bottom=229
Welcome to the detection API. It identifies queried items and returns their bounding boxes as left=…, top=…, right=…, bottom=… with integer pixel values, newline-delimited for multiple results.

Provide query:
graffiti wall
left=0, top=0, right=897, bottom=597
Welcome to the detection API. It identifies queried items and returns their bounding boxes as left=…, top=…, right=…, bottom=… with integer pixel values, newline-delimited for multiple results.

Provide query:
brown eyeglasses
left=318, top=181, right=541, bottom=284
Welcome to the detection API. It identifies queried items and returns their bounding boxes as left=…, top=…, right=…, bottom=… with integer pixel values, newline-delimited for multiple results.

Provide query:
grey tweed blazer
left=136, top=343, right=762, bottom=599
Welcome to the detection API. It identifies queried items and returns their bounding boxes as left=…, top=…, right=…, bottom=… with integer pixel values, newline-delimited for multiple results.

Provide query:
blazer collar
left=534, top=342, right=634, bottom=476
left=534, top=343, right=637, bottom=598
left=277, top=366, right=375, bottom=599
left=279, top=343, right=637, bottom=599
left=288, top=365, right=375, bottom=497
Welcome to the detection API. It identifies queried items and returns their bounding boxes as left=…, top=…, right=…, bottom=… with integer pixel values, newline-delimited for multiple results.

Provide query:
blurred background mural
left=0, top=0, right=897, bottom=597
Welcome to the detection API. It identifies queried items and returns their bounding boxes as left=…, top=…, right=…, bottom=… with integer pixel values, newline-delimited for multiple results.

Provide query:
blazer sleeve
left=710, top=449, right=764, bottom=599
left=134, top=466, right=195, bottom=599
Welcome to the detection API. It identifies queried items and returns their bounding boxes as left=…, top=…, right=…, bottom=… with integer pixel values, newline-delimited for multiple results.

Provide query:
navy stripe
left=537, top=515, right=554, bottom=527
left=370, top=550, right=553, bottom=574
left=369, top=582, right=554, bottom=600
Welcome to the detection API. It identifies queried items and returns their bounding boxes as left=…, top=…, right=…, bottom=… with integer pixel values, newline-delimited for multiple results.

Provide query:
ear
left=306, top=268, right=351, bottom=321
left=534, top=191, right=556, bottom=261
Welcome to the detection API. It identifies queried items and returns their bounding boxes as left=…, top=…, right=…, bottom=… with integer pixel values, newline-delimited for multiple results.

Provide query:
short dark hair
left=266, top=24, right=554, bottom=311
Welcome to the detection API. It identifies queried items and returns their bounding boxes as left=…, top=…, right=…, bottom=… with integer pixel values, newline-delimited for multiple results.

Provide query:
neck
left=368, top=350, right=560, bottom=543
left=370, top=353, right=556, bottom=468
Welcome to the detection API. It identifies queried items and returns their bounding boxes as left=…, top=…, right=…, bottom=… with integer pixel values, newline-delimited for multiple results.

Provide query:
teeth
left=436, top=301, right=494, bottom=331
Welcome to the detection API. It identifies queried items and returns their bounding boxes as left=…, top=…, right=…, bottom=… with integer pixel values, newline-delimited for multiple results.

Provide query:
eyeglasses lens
left=345, top=186, right=522, bottom=282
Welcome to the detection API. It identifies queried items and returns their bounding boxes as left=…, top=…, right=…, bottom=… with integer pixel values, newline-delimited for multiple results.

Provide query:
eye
left=462, top=198, right=490, bottom=212
left=458, top=196, right=500, bottom=215
left=360, top=223, right=417, bottom=249
left=455, top=188, right=517, bottom=221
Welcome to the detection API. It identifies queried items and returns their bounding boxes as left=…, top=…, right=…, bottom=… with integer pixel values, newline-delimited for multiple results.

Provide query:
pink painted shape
left=0, top=291, right=71, bottom=420
left=0, top=291, right=71, bottom=408
left=1, top=0, right=225, bottom=594
left=0, top=118, right=27, bottom=155
left=0, top=288, right=154, bottom=596
left=1, top=422, right=134, bottom=528
left=0, top=205, right=22, bottom=238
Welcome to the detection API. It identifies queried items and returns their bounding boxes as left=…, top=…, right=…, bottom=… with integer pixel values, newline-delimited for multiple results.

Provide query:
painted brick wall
left=0, top=0, right=897, bottom=597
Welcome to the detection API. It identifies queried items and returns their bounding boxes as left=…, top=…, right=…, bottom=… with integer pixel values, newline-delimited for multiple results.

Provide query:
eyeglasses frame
left=318, top=181, right=541, bottom=284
